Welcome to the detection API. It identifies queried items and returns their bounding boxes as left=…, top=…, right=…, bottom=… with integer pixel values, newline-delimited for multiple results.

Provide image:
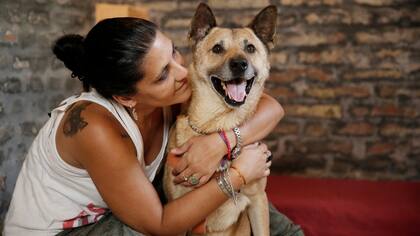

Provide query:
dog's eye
left=212, top=44, right=224, bottom=54
left=246, top=44, right=256, bottom=53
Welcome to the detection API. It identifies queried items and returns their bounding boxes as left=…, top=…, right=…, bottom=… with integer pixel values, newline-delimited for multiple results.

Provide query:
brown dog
left=163, top=3, right=277, bottom=235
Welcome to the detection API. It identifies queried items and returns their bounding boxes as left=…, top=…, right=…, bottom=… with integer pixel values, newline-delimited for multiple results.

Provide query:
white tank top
left=4, top=89, right=170, bottom=236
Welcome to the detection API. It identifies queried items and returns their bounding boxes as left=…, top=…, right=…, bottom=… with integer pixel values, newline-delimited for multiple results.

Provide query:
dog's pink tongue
left=226, top=81, right=246, bottom=102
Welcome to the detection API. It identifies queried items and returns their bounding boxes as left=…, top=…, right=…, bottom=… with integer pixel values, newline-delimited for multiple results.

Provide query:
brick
left=178, top=1, right=200, bottom=10
left=266, top=86, right=297, bottom=99
left=337, top=122, right=375, bottom=136
left=274, top=122, right=299, bottom=135
left=305, top=11, right=350, bottom=25
left=27, top=10, right=49, bottom=25
left=285, top=105, right=341, bottom=118
left=304, top=123, right=327, bottom=137
left=270, top=52, right=288, bottom=65
left=305, top=86, right=371, bottom=98
left=305, top=8, right=371, bottom=25
left=1, top=78, right=21, bottom=93
left=270, top=68, right=333, bottom=83
left=351, top=107, right=370, bottom=118
left=273, top=154, right=327, bottom=172
left=371, top=104, right=417, bottom=118
left=356, top=29, right=420, bottom=44
left=0, top=102, right=3, bottom=117
left=351, top=7, right=372, bottom=25
left=343, top=69, right=402, bottom=80
left=164, top=30, right=189, bottom=48
left=280, top=0, right=342, bottom=6
left=2, top=30, right=17, bottom=44
left=287, top=140, right=352, bottom=155
left=21, top=122, right=41, bottom=137
left=27, top=77, right=44, bottom=93
left=377, top=85, right=398, bottom=97
left=13, top=57, right=30, bottom=70
left=380, top=123, right=409, bottom=137
left=299, top=49, right=345, bottom=64
left=375, top=49, right=404, bottom=59
left=0, top=126, right=13, bottom=145
left=164, top=18, right=191, bottom=29
left=277, top=13, right=297, bottom=27
left=299, top=48, right=369, bottom=67
left=276, top=32, right=345, bottom=47
left=362, top=156, right=392, bottom=172
left=354, top=0, right=393, bottom=6
left=0, top=175, right=5, bottom=191
left=209, top=0, right=269, bottom=9
left=331, top=158, right=359, bottom=173
left=377, top=85, right=413, bottom=99
left=367, top=142, right=396, bottom=156
left=140, top=2, right=178, bottom=12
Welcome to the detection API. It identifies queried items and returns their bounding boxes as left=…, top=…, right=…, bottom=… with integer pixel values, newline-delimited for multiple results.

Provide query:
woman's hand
left=231, top=142, right=272, bottom=185
left=171, top=132, right=227, bottom=187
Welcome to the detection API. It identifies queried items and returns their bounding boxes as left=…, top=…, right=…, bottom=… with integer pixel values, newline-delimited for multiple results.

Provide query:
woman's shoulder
left=56, top=100, right=136, bottom=168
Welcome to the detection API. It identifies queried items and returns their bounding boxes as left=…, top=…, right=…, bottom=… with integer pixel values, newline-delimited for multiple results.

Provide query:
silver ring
left=188, top=175, right=199, bottom=186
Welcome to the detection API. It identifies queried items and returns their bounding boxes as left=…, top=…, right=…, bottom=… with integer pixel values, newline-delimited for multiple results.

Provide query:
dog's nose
left=229, top=58, right=248, bottom=75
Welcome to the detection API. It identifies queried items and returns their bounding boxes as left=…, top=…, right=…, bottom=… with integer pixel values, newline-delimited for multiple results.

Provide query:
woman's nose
left=174, top=61, right=188, bottom=81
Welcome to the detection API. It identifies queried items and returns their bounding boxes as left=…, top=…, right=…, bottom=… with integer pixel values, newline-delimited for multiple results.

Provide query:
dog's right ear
left=248, top=5, right=277, bottom=49
left=189, top=3, right=217, bottom=43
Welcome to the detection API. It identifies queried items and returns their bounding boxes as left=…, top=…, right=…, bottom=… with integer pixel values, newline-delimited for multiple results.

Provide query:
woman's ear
left=112, top=95, right=137, bottom=108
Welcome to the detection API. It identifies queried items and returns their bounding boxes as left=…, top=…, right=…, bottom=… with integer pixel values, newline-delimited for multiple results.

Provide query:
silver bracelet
left=225, top=169, right=237, bottom=205
left=231, top=127, right=242, bottom=159
left=216, top=174, right=231, bottom=198
left=216, top=170, right=237, bottom=205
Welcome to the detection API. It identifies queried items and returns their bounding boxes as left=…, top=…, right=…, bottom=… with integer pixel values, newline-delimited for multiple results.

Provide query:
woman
left=4, top=18, right=302, bottom=235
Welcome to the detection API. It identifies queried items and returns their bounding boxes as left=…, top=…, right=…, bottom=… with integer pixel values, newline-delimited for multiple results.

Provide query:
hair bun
left=52, top=34, right=87, bottom=79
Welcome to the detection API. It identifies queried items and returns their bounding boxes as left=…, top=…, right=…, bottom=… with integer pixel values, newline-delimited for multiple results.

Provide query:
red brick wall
left=152, top=0, right=420, bottom=180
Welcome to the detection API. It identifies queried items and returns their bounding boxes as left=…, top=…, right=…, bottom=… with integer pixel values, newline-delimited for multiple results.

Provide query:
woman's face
left=132, top=31, right=190, bottom=109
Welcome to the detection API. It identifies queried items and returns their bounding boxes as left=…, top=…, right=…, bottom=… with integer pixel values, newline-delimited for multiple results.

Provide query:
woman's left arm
left=172, top=93, right=284, bottom=186
left=226, top=93, right=284, bottom=147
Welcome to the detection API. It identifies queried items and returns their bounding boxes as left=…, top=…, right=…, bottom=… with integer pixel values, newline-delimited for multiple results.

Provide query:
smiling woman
left=3, top=15, right=301, bottom=236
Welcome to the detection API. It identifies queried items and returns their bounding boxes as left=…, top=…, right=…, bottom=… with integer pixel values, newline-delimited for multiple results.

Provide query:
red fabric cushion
left=267, top=175, right=420, bottom=236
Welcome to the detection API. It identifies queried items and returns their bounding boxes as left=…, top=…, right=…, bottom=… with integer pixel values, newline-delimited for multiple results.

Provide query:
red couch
left=267, top=175, right=420, bottom=236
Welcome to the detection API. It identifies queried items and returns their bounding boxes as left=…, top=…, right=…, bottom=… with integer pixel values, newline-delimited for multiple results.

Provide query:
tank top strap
left=49, top=90, right=144, bottom=165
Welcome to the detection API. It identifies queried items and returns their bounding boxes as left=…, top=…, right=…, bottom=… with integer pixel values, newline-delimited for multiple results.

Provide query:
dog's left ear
left=189, top=3, right=217, bottom=43
left=248, top=5, right=277, bottom=49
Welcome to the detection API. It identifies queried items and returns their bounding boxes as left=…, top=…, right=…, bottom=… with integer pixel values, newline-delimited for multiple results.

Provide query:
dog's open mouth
left=210, top=75, right=255, bottom=107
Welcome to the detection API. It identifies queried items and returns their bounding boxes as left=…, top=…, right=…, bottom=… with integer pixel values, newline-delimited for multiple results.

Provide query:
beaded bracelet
left=218, top=130, right=232, bottom=160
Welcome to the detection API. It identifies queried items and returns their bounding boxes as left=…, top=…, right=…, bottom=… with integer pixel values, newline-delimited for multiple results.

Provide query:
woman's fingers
left=170, top=140, right=192, bottom=155
left=196, top=175, right=210, bottom=188
left=173, top=167, right=192, bottom=184
left=172, top=156, right=188, bottom=175
left=179, top=172, right=204, bottom=187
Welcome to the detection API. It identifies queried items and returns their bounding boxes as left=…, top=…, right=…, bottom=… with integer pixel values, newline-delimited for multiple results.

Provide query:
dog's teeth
left=222, top=82, right=227, bottom=91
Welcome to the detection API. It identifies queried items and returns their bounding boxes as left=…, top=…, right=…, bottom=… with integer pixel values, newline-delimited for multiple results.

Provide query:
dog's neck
left=186, top=66, right=261, bottom=134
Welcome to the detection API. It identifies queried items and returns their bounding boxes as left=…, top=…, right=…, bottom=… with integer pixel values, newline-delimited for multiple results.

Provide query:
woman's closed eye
left=156, top=44, right=179, bottom=83
left=157, top=68, right=169, bottom=82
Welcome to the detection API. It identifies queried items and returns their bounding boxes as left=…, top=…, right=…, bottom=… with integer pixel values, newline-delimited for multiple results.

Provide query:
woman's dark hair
left=52, top=17, right=157, bottom=98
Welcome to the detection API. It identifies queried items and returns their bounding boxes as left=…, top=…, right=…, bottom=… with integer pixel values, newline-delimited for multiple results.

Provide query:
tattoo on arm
left=63, top=102, right=93, bottom=137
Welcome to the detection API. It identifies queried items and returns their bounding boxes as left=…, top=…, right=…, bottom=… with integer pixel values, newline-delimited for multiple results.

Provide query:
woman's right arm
left=65, top=103, right=269, bottom=235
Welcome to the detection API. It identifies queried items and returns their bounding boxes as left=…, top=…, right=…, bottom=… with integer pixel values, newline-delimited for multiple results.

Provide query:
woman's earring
left=130, top=105, right=138, bottom=121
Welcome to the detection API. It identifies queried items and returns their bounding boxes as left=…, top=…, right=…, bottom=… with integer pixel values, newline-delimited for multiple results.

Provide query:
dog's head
left=189, top=3, right=277, bottom=108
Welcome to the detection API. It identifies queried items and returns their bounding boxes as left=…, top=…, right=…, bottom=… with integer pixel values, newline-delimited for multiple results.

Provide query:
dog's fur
left=163, top=3, right=277, bottom=235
